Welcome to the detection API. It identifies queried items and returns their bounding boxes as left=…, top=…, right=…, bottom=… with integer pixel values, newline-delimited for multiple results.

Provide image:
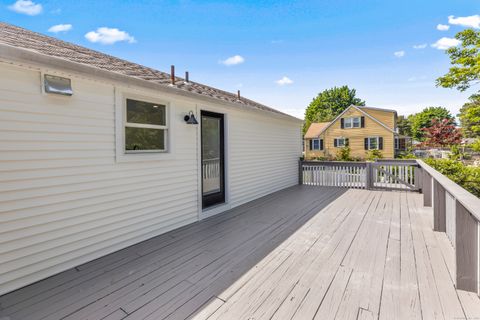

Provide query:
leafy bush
left=449, top=145, right=462, bottom=160
left=365, top=149, right=383, bottom=161
left=397, top=152, right=416, bottom=159
left=424, top=158, right=480, bottom=197
left=336, top=146, right=353, bottom=161
left=471, top=139, right=480, bottom=152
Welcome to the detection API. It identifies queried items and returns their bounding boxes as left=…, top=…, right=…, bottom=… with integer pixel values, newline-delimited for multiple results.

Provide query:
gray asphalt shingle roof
left=0, top=22, right=297, bottom=120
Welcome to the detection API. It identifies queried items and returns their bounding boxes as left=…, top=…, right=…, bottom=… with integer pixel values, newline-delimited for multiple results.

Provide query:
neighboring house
left=0, top=23, right=302, bottom=295
left=304, top=105, right=409, bottom=159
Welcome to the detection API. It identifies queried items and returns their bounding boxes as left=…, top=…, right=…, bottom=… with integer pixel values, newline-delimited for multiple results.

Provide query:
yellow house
left=304, top=105, right=407, bottom=160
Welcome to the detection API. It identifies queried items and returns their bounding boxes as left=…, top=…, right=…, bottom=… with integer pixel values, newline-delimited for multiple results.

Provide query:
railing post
left=456, top=201, right=478, bottom=293
left=423, top=170, right=432, bottom=207
left=298, top=160, right=303, bottom=185
left=433, top=180, right=446, bottom=232
left=366, top=162, right=373, bottom=190
left=414, top=165, right=423, bottom=192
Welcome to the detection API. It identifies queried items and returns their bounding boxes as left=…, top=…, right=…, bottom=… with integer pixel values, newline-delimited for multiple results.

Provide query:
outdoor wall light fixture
left=184, top=111, right=198, bottom=124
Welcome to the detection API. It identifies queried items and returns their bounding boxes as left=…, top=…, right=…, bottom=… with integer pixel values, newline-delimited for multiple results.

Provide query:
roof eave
left=0, top=43, right=303, bottom=123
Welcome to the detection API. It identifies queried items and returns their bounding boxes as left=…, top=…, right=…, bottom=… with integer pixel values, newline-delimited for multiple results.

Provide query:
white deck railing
left=299, top=159, right=480, bottom=295
left=418, top=159, right=480, bottom=294
left=299, top=160, right=420, bottom=191
left=202, top=158, right=220, bottom=179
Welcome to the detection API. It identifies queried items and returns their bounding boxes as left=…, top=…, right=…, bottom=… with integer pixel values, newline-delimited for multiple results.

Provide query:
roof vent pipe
left=237, top=90, right=241, bottom=100
left=170, top=65, right=175, bottom=85
left=185, top=71, right=189, bottom=83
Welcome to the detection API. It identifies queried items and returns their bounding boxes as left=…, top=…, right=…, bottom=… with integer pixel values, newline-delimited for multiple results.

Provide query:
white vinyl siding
left=228, top=111, right=301, bottom=207
left=0, top=62, right=301, bottom=295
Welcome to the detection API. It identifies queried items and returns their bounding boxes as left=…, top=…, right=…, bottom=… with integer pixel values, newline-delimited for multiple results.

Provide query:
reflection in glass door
left=201, top=111, right=225, bottom=209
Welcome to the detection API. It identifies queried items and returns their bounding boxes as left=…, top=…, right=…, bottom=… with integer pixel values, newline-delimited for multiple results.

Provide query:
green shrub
left=397, top=152, right=416, bottom=159
left=471, top=139, right=480, bottom=152
left=424, top=158, right=480, bottom=197
left=449, top=145, right=463, bottom=160
left=365, top=149, right=383, bottom=161
left=336, top=146, right=353, bottom=161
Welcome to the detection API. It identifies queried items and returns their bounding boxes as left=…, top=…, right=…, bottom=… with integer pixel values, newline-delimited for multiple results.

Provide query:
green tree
left=397, top=115, right=412, bottom=136
left=459, top=94, right=480, bottom=138
left=409, top=106, right=454, bottom=141
left=436, top=29, right=480, bottom=91
left=304, top=86, right=365, bottom=133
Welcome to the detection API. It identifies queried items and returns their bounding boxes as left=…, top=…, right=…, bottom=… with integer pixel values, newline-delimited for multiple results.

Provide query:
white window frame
left=124, top=98, right=168, bottom=154
left=336, top=137, right=347, bottom=147
left=344, top=117, right=361, bottom=129
left=115, top=90, right=176, bottom=162
left=312, top=139, right=321, bottom=150
left=367, top=136, right=380, bottom=150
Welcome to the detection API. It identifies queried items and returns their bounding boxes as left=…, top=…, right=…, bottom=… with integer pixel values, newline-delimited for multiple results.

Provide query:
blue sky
left=1, top=0, right=479, bottom=119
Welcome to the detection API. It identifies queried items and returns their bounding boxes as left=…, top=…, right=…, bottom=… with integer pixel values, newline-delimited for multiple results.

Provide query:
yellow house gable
left=305, top=105, right=397, bottom=160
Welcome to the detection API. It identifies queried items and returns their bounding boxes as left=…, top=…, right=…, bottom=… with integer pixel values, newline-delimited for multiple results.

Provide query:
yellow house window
left=342, top=116, right=364, bottom=129
left=334, top=137, right=348, bottom=147
left=365, top=137, right=384, bottom=150
left=310, top=139, right=323, bottom=150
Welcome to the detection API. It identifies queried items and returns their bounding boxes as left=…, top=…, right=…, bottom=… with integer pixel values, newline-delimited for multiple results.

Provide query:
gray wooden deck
left=1, top=185, right=480, bottom=320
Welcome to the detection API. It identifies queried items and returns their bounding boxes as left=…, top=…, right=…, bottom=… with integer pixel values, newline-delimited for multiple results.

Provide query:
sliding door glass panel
left=202, top=116, right=221, bottom=195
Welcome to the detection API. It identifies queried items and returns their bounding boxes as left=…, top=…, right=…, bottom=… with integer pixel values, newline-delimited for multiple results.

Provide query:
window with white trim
left=125, top=98, right=168, bottom=152
left=365, top=136, right=383, bottom=150
left=344, top=117, right=361, bottom=128
left=312, top=139, right=320, bottom=150
left=335, top=137, right=347, bottom=147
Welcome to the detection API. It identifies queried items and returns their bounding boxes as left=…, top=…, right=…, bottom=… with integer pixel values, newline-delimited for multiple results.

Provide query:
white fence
left=302, top=162, right=366, bottom=188
left=300, top=160, right=419, bottom=191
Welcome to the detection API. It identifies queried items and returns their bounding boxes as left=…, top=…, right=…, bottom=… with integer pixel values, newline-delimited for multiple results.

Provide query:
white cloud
left=8, top=0, right=42, bottom=15
left=85, top=27, right=136, bottom=45
left=219, top=55, right=245, bottom=66
left=48, top=24, right=72, bottom=33
left=431, top=37, right=461, bottom=50
left=394, top=50, right=405, bottom=58
left=436, top=24, right=450, bottom=31
left=448, top=15, right=480, bottom=29
left=275, top=76, right=293, bottom=86
left=413, top=43, right=427, bottom=49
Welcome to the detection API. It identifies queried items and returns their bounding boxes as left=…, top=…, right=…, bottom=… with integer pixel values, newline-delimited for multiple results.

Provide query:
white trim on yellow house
left=314, top=105, right=397, bottom=137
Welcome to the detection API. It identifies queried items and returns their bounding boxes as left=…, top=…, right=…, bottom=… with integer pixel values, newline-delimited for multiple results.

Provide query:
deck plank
left=1, top=186, right=479, bottom=320
left=398, top=192, right=422, bottom=320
